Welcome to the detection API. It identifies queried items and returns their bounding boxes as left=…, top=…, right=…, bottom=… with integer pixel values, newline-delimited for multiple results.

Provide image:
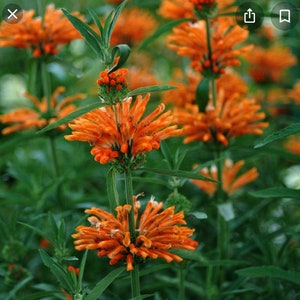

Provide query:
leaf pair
left=62, top=0, right=130, bottom=71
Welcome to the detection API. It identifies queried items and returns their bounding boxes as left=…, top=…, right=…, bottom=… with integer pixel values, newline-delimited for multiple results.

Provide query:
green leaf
left=250, top=187, right=300, bottom=199
left=85, top=267, right=125, bottom=300
left=196, top=78, right=210, bottom=112
left=109, top=44, right=131, bottom=73
left=128, top=85, right=177, bottom=97
left=132, top=176, right=171, bottom=188
left=62, top=9, right=103, bottom=56
left=139, top=18, right=195, bottom=49
left=129, top=295, right=154, bottom=300
left=88, top=9, right=104, bottom=38
left=4, top=276, right=33, bottom=300
left=77, top=250, right=88, bottom=292
left=160, top=141, right=175, bottom=170
left=19, top=291, right=62, bottom=300
left=39, top=249, right=74, bottom=292
left=254, top=123, right=300, bottom=148
left=236, top=266, right=300, bottom=285
left=105, top=0, right=128, bottom=46
left=37, top=101, right=105, bottom=134
left=137, top=167, right=217, bottom=182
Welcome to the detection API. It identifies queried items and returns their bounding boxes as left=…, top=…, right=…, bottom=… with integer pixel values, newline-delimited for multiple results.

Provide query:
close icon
left=2, top=3, right=23, bottom=24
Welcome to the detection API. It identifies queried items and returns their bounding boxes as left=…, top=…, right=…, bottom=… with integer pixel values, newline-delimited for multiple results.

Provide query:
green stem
left=215, top=149, right=229, bottom=285
left=211, top=78, right=217, bottom=108
left=124, top=170, right=141, bottom=298
left=49, top=137, right=63, bottom=207
left=205, top=16, right=217, bottom=108
left=107, top=167, right=120, bottom=213
left=41, top=61, right=51, bottom=115
left=178, top=265, right=185, bottom=300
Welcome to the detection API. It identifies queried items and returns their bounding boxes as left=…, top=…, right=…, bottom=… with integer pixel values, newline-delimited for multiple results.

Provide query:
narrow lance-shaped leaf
left=39, top=249, right=74, bottom=292
left=236, top=266, right=300, bottom=285
left=88, top=8, right=104, bottom=38
left=250, top=187, right=300, bottom=199
left=128, top=85, right=177, bottom=97
left=105, top=0, right=128, bottom=46
left=137, top=167, right=217, bottom=182
left=62, top=9, right=103, bottom=57
left=37, top=101, right=105, bottom=134
left=108, top=44, right=131, bottom=73
left=196, top=78, right=210, bottom=112
left=254, top=122, right=300, bottom=148
left=85, top=267, right=125, bottom=300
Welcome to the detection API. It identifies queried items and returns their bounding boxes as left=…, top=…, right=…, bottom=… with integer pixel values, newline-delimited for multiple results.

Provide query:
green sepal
left=196, top=78, right=210, bottom=112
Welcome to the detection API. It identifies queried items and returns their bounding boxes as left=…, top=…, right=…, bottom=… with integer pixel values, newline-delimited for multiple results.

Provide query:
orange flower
left=0, top=87, right=85, bottom=135
left=245, top=46, right=297, bottom=83
left=288, top=81, right=300, bottom=105
left=162, top=70, right=247, bottom=108
left=0, top=5, right=82, bottom=57
left=109, top=8, right=157, bottom=46
left=158, top=0, right=234, bottom=20
left=192, top=159, right=259, bottom=196
left=168, top=19, right=252, bottom=76
left=285, top=136, right=300, bottom=155
left=65, top=93, right=182, bottom=168
left=158, top=0, right=195, bottom=19
left=174, top=92, right=268, bottom=146
left=72, top=197, right=198, bottom=271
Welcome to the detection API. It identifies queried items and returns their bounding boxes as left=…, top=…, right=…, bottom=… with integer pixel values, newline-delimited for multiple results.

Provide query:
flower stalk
left=124, top=169, right=141, bottom=298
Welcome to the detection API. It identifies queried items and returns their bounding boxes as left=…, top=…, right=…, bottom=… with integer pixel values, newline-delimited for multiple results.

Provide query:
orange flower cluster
left=168, top=19, right=252, bottom=76
left=0, top=5, right=82, bottom=57
left=97, top=68, right=129, bottom=104
left=192, top=160, right=259, bottom=196
left=0, top=87, right=85, bottom=135
left=174, top=92, right=268, bottom=147
left=285, top=136, right=300, bottom=155
left=245, top=46, right=297, bottom=83
left=110, top=8, right=157, bottom=47
left=162, top=70, right=247, bottom=108
left=158, top=0, right=194, bottom=19
left=65, top=93, right=182, bottom=168
left=158, top=0, right=234, bottom=20
left=288, top=81, right=300, bottom=105
left=73, top=198, right=198, bottom=271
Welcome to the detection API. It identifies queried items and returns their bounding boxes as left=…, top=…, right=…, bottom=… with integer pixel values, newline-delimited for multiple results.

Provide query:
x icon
left=2, top=4, right=23, bottom=24
left=7, top=8, right=18, bottom=20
